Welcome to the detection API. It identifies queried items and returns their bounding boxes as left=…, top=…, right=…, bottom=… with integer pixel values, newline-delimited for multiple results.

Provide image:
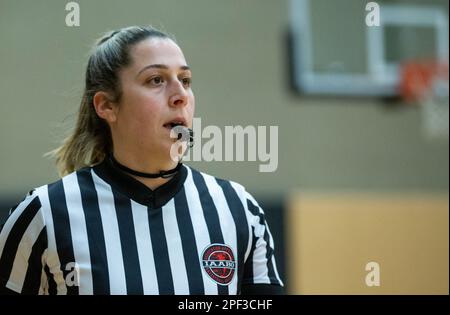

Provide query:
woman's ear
left=93, top=91, right=118, bottom=123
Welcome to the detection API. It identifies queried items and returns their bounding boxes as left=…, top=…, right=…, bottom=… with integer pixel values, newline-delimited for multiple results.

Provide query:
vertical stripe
left=37, top=185, right=67, bottom=294
left=8, top=214, right=45, bottom=293
left=0, top=195, right=41, bottom=286
left=230, top=183, right=254, bottom=263
left=130, top=201, right=159, bottom=294
left=215, top=179, right=250, bottom=295
left=260, top=214, right=282, bottom=285
left=242, top=226, right=257, bottom=284
left=91, top=172, right=127, bottom=294
left=47, top=181, right=78, bottom=295
left=0, top=203, right=44, bottom=293
left=62, top=173, right=93, bottom=294
left=191, top=170, right=225, bottom=243
left=270, top=252, right=283, bottom=286
left=174, top=189, right=205, bottom=294
left=202, top=173, right=240, bottom=294
left=161, top=199, right=189, bottom=294
left=0, top=194, right=39, bottom=255
left=183, top=167, right=217, bottom=294
left=148, top=207, right=174, bottom=294
left=22, top=227, right=47, bottom=294
left=79, top=170, right=110, bottom=294
left=173, top=188, right=205, bottom=294
left=247, top=199, right=282, bottom=285
left=191, top=169, right=229, bottom=295
left=252, top=236, right=269, bottom=283
left=112, top=191, right=143, bottom=294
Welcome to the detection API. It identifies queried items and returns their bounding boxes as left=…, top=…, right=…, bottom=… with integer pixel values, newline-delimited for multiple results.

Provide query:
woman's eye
left=181, top=77, right=192, bottom=87
left=147, top=76, right=164, bottom=85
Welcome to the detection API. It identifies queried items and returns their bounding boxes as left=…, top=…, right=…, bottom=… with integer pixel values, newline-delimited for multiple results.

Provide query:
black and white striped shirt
left=0, top=158, right=283, bottom=295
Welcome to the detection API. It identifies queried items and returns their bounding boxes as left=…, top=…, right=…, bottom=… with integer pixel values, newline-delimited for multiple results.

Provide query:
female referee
left=0, top=26, right=284, bottom=295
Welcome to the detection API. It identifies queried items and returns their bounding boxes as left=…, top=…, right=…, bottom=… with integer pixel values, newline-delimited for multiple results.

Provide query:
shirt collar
left=93, top=158, right=187, bottom=209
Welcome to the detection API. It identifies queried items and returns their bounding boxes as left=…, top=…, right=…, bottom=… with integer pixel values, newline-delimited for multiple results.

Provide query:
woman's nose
left=169, top=81, right=188, bottom=107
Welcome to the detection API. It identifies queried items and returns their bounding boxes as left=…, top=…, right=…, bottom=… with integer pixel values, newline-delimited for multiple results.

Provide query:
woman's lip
left=163, top=124, right=190, bottom=130
left=163, top=117, right=187, bottom=127
left=163, top=124, right=188, bottom=131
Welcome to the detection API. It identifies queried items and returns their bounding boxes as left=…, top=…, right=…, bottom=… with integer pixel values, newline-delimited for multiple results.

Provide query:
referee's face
left=111, top=38, right=195, bottom=163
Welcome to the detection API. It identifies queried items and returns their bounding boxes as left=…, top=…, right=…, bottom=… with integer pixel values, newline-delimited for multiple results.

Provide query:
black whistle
left=176, top=127, right=194, bottom=148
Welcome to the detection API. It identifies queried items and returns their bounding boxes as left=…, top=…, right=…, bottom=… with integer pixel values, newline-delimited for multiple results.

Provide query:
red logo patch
left=202, top=244, right=236, bottom=285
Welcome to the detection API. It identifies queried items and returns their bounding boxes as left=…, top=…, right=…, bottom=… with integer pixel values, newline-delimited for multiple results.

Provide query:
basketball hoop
left=400, top=60, right=449, bottom=140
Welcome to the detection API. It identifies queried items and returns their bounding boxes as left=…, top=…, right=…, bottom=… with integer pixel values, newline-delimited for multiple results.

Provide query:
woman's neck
left=112, top=151, right=179, bottom=190
left=133, top=175, right=171, bottom=191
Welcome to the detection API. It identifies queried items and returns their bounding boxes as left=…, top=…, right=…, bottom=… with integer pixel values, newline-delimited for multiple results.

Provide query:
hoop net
left=400, top=60, right=449, bottom=139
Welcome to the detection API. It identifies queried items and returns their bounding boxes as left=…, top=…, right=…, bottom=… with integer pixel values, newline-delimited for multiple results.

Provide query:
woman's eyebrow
left=136, top=64, right=191, bottom=77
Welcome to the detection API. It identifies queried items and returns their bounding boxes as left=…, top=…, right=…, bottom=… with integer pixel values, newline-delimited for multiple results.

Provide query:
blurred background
left=0, top=0, right=448, bottom=294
